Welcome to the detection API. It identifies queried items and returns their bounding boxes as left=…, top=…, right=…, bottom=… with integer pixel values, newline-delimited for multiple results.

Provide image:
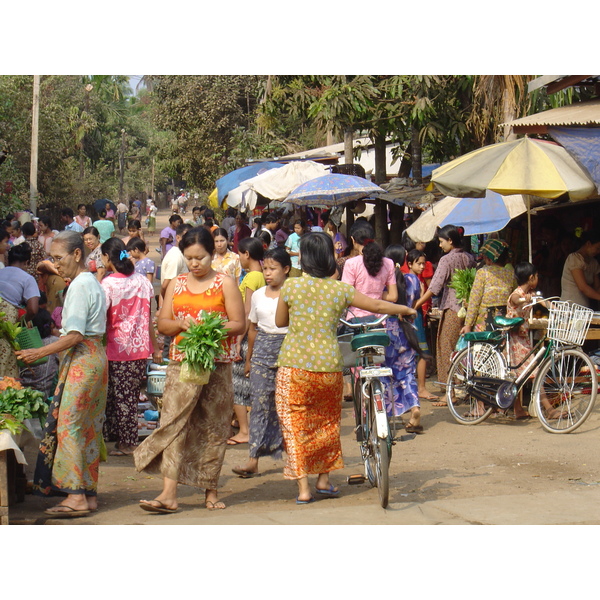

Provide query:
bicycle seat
left=493, top=316, right=524, bottom=329
left=351, top=331, right=390, bottom=351
left=462, top=330, right=504, bottom=344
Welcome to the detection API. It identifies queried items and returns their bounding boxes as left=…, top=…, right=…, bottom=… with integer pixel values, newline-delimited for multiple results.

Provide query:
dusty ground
left=9, top=387, right=600, bottom=525
left=8, top=207, right=600, bottom=525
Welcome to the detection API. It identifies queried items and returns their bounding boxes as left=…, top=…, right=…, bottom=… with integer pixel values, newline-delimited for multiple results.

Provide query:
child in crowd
left=127, top=237, right=155, bottom=284
left=232, top=247, right=291, bottom=477
left=228, top=237, right=266, bottom=446
left=406, top=249, right=438, bottom=401
left=505, top=261, right=539, bottom=420
left=383, top=245, right=425, bottom=432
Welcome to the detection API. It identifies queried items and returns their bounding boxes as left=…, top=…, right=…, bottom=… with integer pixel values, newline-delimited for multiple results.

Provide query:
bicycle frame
left=339, top=314, right=392, bottom=440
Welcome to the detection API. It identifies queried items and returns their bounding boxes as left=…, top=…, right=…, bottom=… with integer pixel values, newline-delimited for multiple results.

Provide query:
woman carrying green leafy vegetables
left=134, top=227, right=245, bottom=513
left=414, top=225, right=475, bottom=405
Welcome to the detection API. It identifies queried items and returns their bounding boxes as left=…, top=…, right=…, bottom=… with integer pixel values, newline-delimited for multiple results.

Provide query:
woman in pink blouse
left=341, top=221, right=398, bottom=321
left=101, top=238, right=161, bottom=456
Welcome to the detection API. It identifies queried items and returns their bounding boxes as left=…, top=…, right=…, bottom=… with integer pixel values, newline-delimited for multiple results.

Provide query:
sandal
left=432, top=400, right=448, bottom=407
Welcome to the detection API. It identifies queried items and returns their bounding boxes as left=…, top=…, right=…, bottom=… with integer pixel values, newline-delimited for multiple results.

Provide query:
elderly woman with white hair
left=16, top=230, right=108, bottom=519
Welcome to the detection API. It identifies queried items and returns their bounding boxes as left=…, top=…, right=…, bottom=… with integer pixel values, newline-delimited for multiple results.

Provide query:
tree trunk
left=344, top=126, right=353, bottom=164
left=411, top=123, right=422, bottom=183
left=29, top=75, right=40, bottom=215
left=398, top=142, right=412, bottom=178
left=388, top=202, right=404, bottom=245
left=373, top=133, right=389, bottom=247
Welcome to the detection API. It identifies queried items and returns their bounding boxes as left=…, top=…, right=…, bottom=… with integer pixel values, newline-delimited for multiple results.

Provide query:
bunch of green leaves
left=0, top=312, right=22, bottom=350
left=0, top=413, right=24, bottom=435
left=449, top=268, right=477, bottom=303
left=176, top=311, right=228, bottom=373
left=0, top=387, right=48, bottom=424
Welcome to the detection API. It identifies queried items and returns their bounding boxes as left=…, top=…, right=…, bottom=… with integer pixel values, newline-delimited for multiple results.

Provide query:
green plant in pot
left=176, top=311, right=229, bottom=384
left=448, top=267, right=476, bottom=319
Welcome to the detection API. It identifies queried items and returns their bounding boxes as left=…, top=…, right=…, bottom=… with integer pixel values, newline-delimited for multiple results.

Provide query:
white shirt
left=248, top=286, right=288, bottom=334
left=160, top=246, right=188, bottom=281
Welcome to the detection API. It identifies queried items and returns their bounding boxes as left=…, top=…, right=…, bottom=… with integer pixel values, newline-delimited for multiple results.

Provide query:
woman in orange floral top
left=134, top=227, right=245, bottom=513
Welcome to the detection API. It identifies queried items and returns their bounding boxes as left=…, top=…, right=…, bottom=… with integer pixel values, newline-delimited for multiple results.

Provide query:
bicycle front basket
left=547, top=301, right=593, bottom=345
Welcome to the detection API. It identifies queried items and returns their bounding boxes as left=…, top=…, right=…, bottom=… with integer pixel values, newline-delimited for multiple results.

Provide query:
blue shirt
left=60, top=272, right=106, bottom=337
left=64, top=221, right=84, bottom=233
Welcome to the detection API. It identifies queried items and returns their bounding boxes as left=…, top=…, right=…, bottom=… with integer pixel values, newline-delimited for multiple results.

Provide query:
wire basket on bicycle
left=547, top=301, right=594, bottom=346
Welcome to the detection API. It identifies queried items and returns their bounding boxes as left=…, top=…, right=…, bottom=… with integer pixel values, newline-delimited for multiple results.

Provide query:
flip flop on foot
left=432, top=400, right=448, bottom=407
left=232, top=467, right=259, bottom=478
left=405, top=423, right=424, bottom=434
left=418, top=392, right=439, bottom=400
left=227, top=438, right=247, bottom=446
left=315, top=483, right=340, bottom=498
left=296, top=496, right=316, bottom=505
left=205, top=500, right=226, bottom=510
left=139, top=500, right=178, bottom=514
left=44, top=505, right=91, bottom=518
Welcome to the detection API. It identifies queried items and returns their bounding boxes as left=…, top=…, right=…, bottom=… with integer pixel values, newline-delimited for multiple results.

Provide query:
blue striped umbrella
left=286, top=173, right=385, bottom=206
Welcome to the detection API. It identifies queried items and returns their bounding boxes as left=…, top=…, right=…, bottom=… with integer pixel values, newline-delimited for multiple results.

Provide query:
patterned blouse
left=428, top=248, right=476, bottom=313
left=101, top=272, right=154, bottom=361
left=169, top=272, right=236, bottom=363
left=212, top=250, right=242, bottom=284
left=465, top=264, right=517, bottom=331
left=277, top=274, right=355, bottom=373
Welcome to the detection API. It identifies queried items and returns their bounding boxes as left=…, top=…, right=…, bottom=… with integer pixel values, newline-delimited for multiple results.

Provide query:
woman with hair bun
left=341, top=221, right=398, bottom=322
left=100, top=237, right=161, bottom=456
left=414, top=225, right=475, bottom=404
left=275, top=232, right=415, bottom=504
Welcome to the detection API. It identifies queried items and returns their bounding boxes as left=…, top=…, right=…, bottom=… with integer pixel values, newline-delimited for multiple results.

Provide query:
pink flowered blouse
left=101, top=272, right=154, bottom=361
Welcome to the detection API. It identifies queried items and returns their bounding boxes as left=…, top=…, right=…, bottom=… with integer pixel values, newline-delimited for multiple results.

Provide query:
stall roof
left=527, top=76, right=600, bottom=94
left=504, top=98, right=600, bottom=134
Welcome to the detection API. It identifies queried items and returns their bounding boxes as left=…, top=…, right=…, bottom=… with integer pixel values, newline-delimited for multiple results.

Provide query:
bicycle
left=445, top=299, right=598, bottom=434
left=338, top=314, right=396, bottom=508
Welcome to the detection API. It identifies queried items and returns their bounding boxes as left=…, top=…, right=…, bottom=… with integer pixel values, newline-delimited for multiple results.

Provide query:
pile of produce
left=0, top=312, right=22, bottom=350
left=449, top=267, right=477, bottom=318
left=0, top=376, right=48, bottom=435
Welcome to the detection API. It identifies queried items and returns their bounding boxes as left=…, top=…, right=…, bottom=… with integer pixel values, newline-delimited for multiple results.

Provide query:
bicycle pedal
left=347, top=474, right=366, bottom=485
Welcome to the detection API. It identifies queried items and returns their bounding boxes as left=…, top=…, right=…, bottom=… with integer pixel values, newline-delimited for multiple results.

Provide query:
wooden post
left=29, top=75, right=40, bottom=215
left=0, top=450, right=9, bottom=525
left=119, top=129, right=126, bottom=202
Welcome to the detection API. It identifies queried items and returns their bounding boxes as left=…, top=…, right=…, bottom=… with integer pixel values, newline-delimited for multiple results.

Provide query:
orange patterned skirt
left=275, top=367, right=344, bottom=479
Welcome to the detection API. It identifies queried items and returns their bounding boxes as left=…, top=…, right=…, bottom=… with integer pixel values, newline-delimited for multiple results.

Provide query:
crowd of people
left=2, top=198, right=600, bottom=517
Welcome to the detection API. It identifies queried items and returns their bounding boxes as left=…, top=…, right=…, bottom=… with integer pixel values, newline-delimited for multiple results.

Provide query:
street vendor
left=560, top=231, right=600, bottom=308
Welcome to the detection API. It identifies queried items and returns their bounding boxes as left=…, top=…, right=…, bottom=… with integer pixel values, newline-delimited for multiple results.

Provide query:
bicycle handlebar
left=339, top=314, right=389, bottom=329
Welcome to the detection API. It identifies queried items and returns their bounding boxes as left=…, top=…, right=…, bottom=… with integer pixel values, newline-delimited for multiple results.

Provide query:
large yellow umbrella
left=430, top=137, right=597, bottom=201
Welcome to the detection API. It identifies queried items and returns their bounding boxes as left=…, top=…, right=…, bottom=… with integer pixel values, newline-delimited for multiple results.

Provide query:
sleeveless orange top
left=169, top=272, right=236, bottom=363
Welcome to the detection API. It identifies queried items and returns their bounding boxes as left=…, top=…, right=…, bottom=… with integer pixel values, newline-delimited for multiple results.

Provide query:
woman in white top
left=232, top=248, right=290, bottom=478
left=560, top=231, right=600, bottom=307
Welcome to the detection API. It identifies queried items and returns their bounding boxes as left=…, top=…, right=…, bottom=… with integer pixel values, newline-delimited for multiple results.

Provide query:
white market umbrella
left=226, top=160, right=328, bottom=210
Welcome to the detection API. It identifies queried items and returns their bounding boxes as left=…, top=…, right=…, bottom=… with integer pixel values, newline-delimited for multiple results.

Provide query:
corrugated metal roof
left=504, top=98, right=600, bottom=127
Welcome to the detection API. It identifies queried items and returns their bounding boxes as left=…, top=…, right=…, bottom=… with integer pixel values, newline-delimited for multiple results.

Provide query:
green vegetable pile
left=0, top=387, right=48, bottom=427
left=449, top=267, right=477, bottom=318
left=0, top=413, right=25, bottom=435
left=176, top=311, right=229, bottom=374
left=0, top=311, right=22, bottom=350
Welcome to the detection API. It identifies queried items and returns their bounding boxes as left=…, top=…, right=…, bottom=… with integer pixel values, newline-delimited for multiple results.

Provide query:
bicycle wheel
left=446, top=343, right=505, bottom=425
left=533, top=348, right=597, bottom=434
left=364, top=379, right=390, bottom=508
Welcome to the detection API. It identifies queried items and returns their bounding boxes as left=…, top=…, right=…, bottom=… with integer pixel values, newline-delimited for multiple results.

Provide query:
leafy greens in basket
left=176, top=311, right=229, bottom=373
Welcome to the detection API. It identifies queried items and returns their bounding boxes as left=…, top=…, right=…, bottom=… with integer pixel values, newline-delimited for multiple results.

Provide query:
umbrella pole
left=527, top=195, right=532, bottom=263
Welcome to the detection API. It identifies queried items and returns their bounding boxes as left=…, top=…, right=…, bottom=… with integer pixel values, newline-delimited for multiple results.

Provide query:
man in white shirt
left=159, top=223, right=192, bottom=358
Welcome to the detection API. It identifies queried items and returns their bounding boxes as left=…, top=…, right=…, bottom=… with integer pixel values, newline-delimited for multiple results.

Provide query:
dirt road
left=8, top=208, right=600, bottom=525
